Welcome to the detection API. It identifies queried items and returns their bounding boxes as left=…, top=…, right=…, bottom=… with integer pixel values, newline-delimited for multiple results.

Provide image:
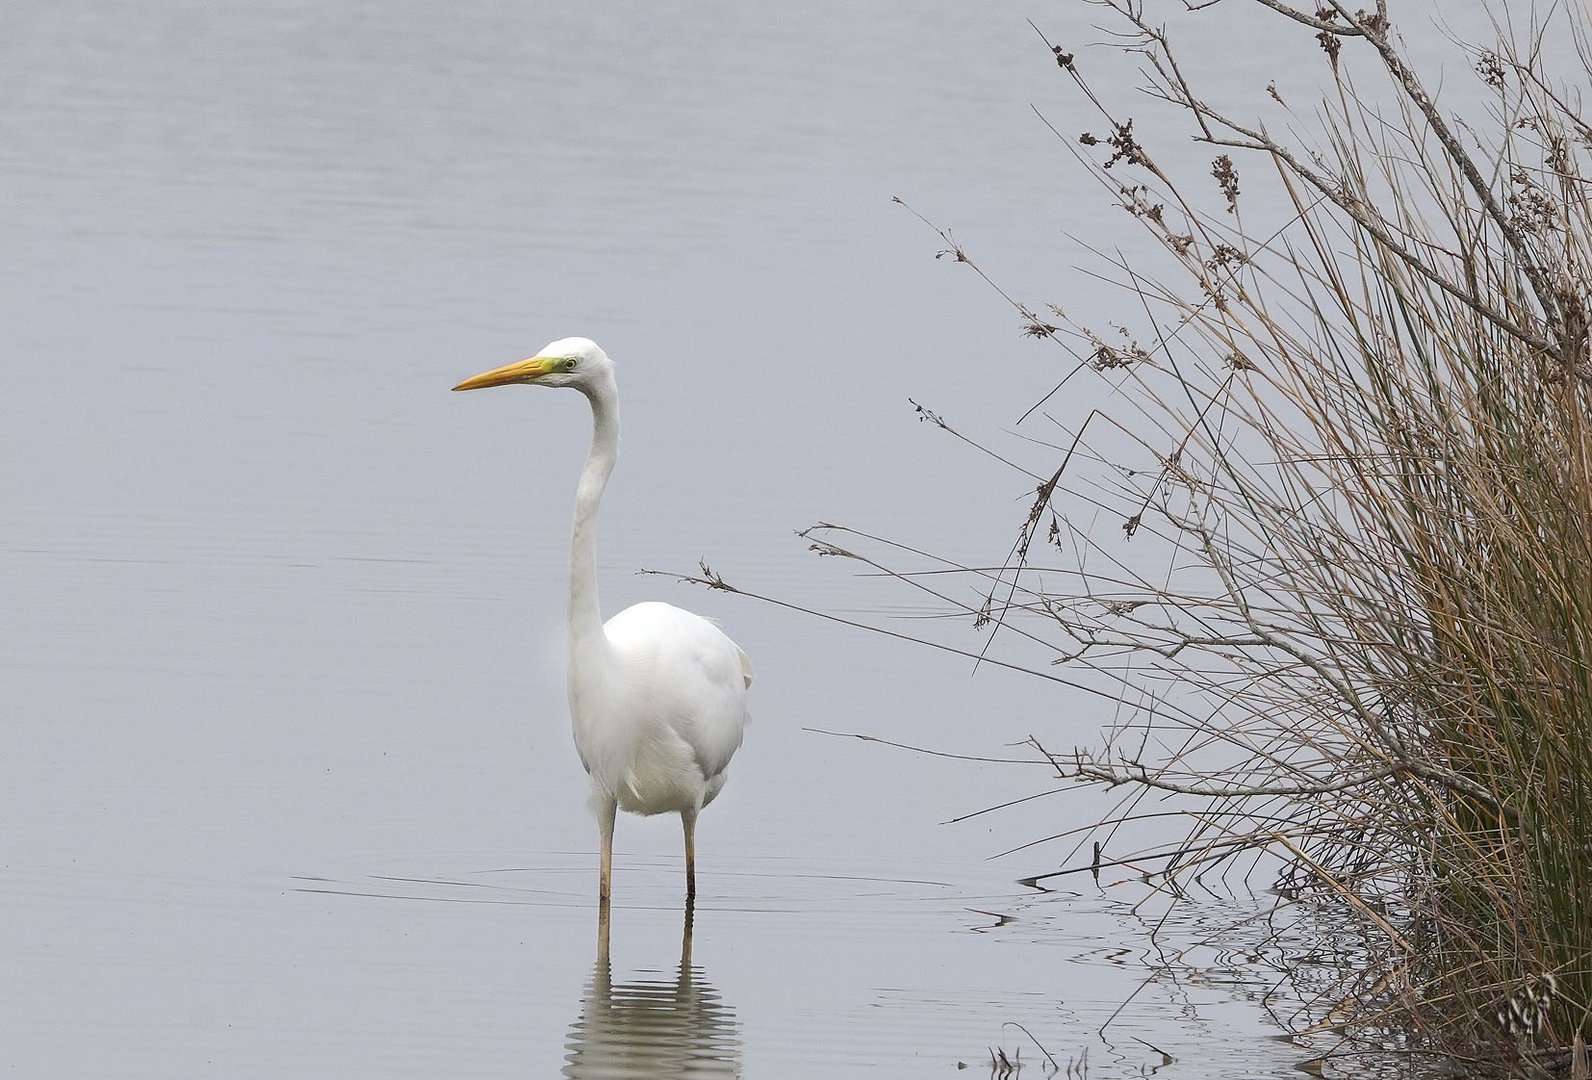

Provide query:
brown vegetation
left=865, top=1, right=1592, bottom=1071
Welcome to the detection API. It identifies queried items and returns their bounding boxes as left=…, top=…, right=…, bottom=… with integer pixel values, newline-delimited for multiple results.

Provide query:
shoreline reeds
left=808, top=1, right=1591, bottom=1070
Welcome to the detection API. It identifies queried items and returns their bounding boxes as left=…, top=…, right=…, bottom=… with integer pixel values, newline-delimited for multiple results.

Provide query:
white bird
left=453, top=337, right=752, bottom=904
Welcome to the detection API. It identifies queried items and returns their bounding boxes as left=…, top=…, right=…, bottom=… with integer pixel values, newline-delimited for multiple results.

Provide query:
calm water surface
left=2, top=2, right=1410, bottom=1076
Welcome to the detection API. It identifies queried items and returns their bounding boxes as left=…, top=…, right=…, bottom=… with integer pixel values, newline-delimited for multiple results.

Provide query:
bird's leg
left=680, top=896, right=695, bottom=972
left=596, top=894, right=612, bottom=968
left=596, top=796, right=617, bottom=905
left=681, top=806, right=699, bottom=901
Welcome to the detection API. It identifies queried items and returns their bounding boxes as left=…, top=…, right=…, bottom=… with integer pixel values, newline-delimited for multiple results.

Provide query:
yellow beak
left=452, top=355, right=560, bottom=392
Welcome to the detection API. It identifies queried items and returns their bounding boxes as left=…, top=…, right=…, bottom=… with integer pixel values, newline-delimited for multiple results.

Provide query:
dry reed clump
left=843, top=0, right=1592, bottom=1071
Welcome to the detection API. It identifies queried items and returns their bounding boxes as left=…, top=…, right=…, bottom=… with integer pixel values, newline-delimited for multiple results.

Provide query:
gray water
left=2, top=2, right=1375, bottom=1076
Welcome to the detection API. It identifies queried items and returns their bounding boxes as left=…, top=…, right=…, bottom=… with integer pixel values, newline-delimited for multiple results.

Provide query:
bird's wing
left=735, top=642, right=754, bottom=690
left=603, top=601, right=750, bottom=784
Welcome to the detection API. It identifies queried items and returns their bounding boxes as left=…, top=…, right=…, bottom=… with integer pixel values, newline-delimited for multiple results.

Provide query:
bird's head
left=452, top=336, right=613, bottom=395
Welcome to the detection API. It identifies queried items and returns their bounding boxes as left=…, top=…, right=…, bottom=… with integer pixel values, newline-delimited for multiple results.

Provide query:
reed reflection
left=562, top=902, right=742, bottom=1078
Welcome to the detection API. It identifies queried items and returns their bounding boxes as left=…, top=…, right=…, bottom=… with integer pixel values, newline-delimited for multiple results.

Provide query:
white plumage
left=454, top=338, right=752, bottom=904
left=583, top=601, right=752, bottom=817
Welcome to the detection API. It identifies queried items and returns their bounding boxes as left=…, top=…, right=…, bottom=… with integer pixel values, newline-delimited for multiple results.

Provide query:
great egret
left=453, top=337, right=753, bottom=904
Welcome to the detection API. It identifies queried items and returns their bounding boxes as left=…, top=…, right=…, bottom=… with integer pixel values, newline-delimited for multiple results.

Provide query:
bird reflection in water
left=562, top=902, right=742, bottom=1078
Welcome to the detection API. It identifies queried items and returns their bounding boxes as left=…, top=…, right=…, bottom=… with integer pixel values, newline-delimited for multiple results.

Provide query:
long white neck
left=569, top=374, right=620, bottom=667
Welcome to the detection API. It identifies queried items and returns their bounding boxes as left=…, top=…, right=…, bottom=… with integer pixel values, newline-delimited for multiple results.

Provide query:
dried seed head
left=1317, top=28, right=1342, bottom=66
left=1212, top=155, right=1240, bottom=213
left=1104, top=119, right=1147, bottom=170
left=1206, top=243, right=1244, bottom=270
left=1476, top=50, right=1505, bottom=89
left=1507, top=167, right=1561, bottom=235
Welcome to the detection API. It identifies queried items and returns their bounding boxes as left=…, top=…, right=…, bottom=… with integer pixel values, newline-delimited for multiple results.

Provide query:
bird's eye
left=562, top=358, right=578, bottom=371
